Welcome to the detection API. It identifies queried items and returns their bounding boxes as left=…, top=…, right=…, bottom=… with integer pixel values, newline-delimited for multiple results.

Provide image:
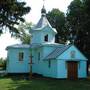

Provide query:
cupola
left=30, top=1, right=57, bottom=44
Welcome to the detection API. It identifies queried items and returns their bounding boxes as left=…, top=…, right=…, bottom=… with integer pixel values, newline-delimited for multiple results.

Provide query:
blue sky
left=0, top=0, right=73, bottom=58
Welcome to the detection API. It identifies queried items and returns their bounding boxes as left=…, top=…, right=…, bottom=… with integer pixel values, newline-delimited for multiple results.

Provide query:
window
left=48, top=60, right=51, bottom=68
left=44, top=35, right=48, bottom=42
left=19, top=52, right=24, bottom=61
left=38, top=52, right=40, bottom=61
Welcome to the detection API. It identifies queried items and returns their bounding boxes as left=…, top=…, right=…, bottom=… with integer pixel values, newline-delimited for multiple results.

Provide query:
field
left=0, top=76, right=90, bottom=90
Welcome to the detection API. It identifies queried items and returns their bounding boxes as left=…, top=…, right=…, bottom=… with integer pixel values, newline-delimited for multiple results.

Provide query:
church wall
left=32, top=47, right=57, bottom=78
left=78, top=61, right=87, bottom=78
left=57, top=60, right=67, bottom=78
left=42, top=60, right=57, bottom=78
left=31, top=31, right=42, bottom=44
left=32, top=47, right=44, bottom=74
left=6, top=48, right=30, bottom=73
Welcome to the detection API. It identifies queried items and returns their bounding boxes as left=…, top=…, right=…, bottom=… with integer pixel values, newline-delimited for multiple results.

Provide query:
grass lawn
left=0, top=76, right=90, bottom=90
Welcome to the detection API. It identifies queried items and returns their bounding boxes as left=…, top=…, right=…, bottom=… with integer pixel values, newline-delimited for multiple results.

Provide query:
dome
left=41, top=6, right=46, bottom=16
left=41, top=7, right=46, bottom=14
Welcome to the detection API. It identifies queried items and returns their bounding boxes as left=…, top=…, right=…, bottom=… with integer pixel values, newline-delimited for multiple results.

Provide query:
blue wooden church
left=6, top=6, right=88, bottom=79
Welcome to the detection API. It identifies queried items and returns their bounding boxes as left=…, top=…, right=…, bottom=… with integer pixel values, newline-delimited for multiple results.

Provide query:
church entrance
left=67, top=61, right=78, bottom=80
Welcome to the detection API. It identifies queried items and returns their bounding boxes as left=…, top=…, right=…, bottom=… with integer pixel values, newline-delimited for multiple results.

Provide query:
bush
left=0, top=58, right=6, bottom=70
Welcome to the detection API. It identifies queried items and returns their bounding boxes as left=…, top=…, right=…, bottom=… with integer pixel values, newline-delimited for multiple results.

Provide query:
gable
left=57, top=45, right=88, bottom=61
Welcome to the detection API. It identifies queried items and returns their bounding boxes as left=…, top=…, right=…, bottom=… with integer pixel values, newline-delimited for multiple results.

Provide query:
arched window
left=44, top=34, right=48, bottom=42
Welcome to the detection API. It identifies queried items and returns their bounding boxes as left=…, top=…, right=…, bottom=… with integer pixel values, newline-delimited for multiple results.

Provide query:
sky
left=0, top=0, right=73, bottom=58
left=25, top=0, right=73, bottom=24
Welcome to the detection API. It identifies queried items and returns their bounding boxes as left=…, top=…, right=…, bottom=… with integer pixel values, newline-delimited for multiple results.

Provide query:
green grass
left=0, top=76, right=90, bottom=90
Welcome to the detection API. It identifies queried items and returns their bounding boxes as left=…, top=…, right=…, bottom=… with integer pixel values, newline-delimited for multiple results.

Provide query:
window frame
left=44, top=34, right=48, bottom=42
left=19, top=52, right=24, bottom=61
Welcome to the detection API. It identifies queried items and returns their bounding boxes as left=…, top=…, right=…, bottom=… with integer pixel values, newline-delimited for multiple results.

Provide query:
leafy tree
left=66, top=0, right=90, bottom=62
left=82, top=0, right=90, bottom=61
left=14, top=22, right=32, bottom=44
left=0, top=0, right=30, bottom=35
left=66, top=0, right=84, bottom=43
left=46, top=9, right=66, bottom=43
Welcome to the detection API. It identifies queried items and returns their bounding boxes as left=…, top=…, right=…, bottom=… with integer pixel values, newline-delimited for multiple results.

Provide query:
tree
left=46, top=9, right=66, bottom=43
left=14, top=22, right=32, bottom=44
left=82, top=0, right=90, bottom=60
left=0, top=0, right=30, bottom=35
left=66, top=0, right=90, bottom=62
left=66, top=0, right=84, bottom=43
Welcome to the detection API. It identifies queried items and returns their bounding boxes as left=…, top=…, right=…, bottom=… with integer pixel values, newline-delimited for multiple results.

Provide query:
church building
left=6, top=6, right=88, bottom=79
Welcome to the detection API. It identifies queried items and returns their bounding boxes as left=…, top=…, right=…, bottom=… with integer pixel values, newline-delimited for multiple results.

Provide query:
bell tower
left=30, top=0, right=57, bottom=44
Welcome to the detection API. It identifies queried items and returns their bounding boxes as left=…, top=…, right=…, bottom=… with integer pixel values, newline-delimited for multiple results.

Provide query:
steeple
left=30, top=0, right=57, bottom=44
left=41, top=0, right=46, bottom=16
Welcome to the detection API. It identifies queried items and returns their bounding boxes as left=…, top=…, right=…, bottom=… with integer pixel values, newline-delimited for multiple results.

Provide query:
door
left=67, top=61, right=78, bottom=80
